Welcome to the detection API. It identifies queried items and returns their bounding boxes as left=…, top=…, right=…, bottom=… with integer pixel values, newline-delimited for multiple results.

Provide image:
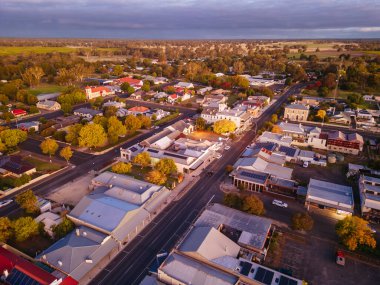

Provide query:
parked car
left=303, top=161, right=309, bottom=168
left=224, top=146, right=231, bottom=150
left=272, top=199, right=288, bottom=208
left=0, top=199, right=13, bottom=208
left=336, top=250, right=345, bottom=266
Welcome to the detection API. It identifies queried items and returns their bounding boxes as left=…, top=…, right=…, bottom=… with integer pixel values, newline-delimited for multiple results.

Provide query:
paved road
left=88, top=83, right=304, bottom=285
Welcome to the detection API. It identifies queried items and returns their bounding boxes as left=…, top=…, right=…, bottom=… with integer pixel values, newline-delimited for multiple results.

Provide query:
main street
left=89, top=83, right=304, bottom=285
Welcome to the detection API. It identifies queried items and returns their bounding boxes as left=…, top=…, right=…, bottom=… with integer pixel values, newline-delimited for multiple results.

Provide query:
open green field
left=28, top=84, right=66, bottom=96
left=0, top=46, right=120, bottom=56
left=23, top=157, right=62, bottom=172
left=364, top=51, right=380, bottom=55
left=302, top=88, right=362, bottom=99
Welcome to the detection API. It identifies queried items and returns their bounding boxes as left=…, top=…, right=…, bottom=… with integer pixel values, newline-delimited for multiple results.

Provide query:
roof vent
left=58, top=260, right=63, bottom=267
left=83, top=231, right=87, bottom=237
left=85, top=259, right=93, bottom=264
left=76, top=229, right=80, bottom=236
left=42, top=255, right=47, bottom=260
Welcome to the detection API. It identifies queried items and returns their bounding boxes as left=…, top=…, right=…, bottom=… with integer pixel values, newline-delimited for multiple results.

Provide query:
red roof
left=86, top=86, right=111, bottom=93
left=11, top=109, right=27, bottom=116
left=169, top=94, right=178, bottom=99
left=116, top=77, right=142, bottom=86
left=0, top=247, right=57, bottom=285
left=128, top=106, right=149, bottom=112
left=61, top=276, right=79, bottom=285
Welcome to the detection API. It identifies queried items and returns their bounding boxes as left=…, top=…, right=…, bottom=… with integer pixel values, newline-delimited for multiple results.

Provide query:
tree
left=225, top=165, right=234, bottom=173
left=104, top=106, right=118, bottom=118
left=233, top=61, right=245, bottom=74
left=52, top=217, right=75, bottom=239
left=145, top=170, right=167, bottom=185
left=155, top=158, right=177, bottom=175
left=125, top=115, right=142, bottom=132
left=242, top=195, right=265, bottom=216
left=107, top=116, right=127, bottom=144
left=113, top=65, right=124, bottom=76
left=139, top=115, right=152, bottom=129
left=120, top=82, right=131, bottom=92
left=336, top=216, right=376, bottom=251
left=22, top=66, right=45, bottom=87
left=40, top=138, right=59, bottom=161
left=316, top=110, right=326, bottom=120
left=132, top=152, right=151, bottom=168
left=15, top=189, right=39, bottom=214
left=61, top=103, right=73, bottom=114
left=111, top=162, right=132, bottom=174
left=65, top=124, right=83, bottom=145
left=78, top=123, right=107, bottom=148
left=60, top=146, right=73, bottom=164
left=323, top=73, right=337, bottom=89
left=213, top=119, right=237, bottom=134
left=292, top=212, right=314, bottom=231
left=195, top=117, right=206, bottom=130
left=141, top=81, right=150, bottom=92
left=0, top=217, right=12, bottom=242
left=271, top=114, right=278, bottom=124
left=0, top=129, right=27, bottom=148
left=271, top=125, right=283, bottom=134
left=12, top=217, right=39, bottom=242
left=223, top=193, right=243, bottom=210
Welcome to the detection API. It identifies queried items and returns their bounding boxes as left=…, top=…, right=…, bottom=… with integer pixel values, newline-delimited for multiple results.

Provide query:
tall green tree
left=0, top=129, right=27, bottom=148
left=52, top=217, right=75, bottom=239
left=155, top=158, right=177, bottom=175
left=15, top=189, right=39, bottom=214
left=107, top=116, right=127, bottom=144
left=12, top=217, right=39, bottom=242
left=195, top=117, right=206, bottom=130
left=21, top=66, right=45, bottom=87
left=242, top=195, right=265, bottom=216
left=65, top=124, right=83, bottom=145
left=111, top=162, right=132, bottom=174
left=0, top=217, right=12, bottom=242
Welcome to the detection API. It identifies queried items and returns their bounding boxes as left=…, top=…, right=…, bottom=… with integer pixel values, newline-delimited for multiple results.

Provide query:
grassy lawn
left=301, top=88, right=362, bottom=99
left=23, top=157, right=62, bottom=173
left=93, top=131, right=141, bottom=152
left=364, top=51, right=380, bottom=56
left=28, top=84, right=66, bottom=96
left=0, top=46, right=120, bottom=56
left=154, top=113, right=180, bottom=126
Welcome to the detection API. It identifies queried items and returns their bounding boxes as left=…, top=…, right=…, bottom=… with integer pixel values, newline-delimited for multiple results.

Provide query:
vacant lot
left=188, top=130, right=223, bottom=142
left=292, top=163, right=348, bottom=185
left=24, top=157, right=62, bottom=173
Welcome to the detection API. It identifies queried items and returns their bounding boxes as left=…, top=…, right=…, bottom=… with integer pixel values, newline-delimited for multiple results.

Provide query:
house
left=85, top=86, right=114, bottom=100
left=114, top=77, right=143, bottom=88
left=37, top=226, right=117, bottom=283
left=0, top=246, right=66, bottom=285
left=363, top=95, right=375, bottom=102
left=298, top=96, right=325, bottom=107
left=215, top=72, right=225, bottom=77
left=146, top=109, right=170, bottom=120
left=154, top=92, right=169, bottom=99
left=284, top=104, right=309, bottom=122
left=36, top=100, right=61, bottom=111
left=167, top=93, right=179, bottom=103
left=359, top=175, right=380, bottom=222
left=18, top=121, right=40, bottom=132
left=174, top=82, right=194, bottom=89
left=306, top=179, right=354, bottom=214
left=326, top=131, right=364, bottom=155
left=201, top=95, right=226, bottom=109
left=198, top=86, right=213, bottom=95
left=35, top=212, right=63, bottom=237
left=130, top=90, right=144, bottom=100
left=73, top=108, right=103, bottom=120
left=257, top=132, right=292, bottom=147
left=158, top=204, right=303, bottom=285
left=103, top=100, right=126, bottom=109
left=52, top=115, right=81, bottom=130
left=11, top=109, right=27, bottom=117
left=127, top=106, right=150, bottom=116
left=247, top=95, right=270, bottom=106
left=36, top=92, right=61, bottom=102
left=0, top=155, right=36, bottom=177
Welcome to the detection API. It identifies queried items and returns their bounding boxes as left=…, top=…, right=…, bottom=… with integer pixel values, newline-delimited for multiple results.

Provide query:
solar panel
left=279, top=275, right=298, bottom=285
left=130, top=146, right=138, bottom=152
left=147, top=149, right=159, bottom=153
left=6, top=268, right=42, bottom=285
left=240, top=261, right=252, bottom=276
left=279, top=146, right=297, bottom=157
left=241, top=171, right=267, bottom=181
left=254, top=267, right=274, bottom=285
left=163, top=152, right=187, bottom=159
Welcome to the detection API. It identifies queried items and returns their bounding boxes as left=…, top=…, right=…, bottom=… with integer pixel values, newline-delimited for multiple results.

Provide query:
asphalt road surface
left=89, top=83, right=304, bottom=285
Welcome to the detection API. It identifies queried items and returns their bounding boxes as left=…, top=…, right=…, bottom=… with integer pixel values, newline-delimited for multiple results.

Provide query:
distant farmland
left=0, top=46, right=119, bottom=56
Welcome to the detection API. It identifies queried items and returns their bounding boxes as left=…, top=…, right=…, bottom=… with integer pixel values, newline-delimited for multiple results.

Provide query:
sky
left=1, top=0, right=380, bottom=39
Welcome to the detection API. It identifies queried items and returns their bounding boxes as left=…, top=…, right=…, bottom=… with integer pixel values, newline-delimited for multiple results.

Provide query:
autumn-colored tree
left=12, top=217, right=39, bottom=242
left=111, top=162, right=132, bottom=174
left=195, top=117, right=206, bottom=130
left=271, top=125, right=283, bottom=134
left=65, top=124, right=83, bottom=145
left=242, top=195, right=265, bottom=216
left=125, top=115, right=142, bottom=131
left=292, top=212, right=314, bottom=231
left=316, top=110, right=326, bottom=120
left=107, top=116, right=127, bottom=144
left=60, top=146, right=73, bottom=164
left=78, top=123, right=107, bottom=148
left=40, top=138, right=59, bottom=162
left=145, top=170, right=167, bottom=185
left=233, top=61, right=245, bottom=74
left=0, top=129, right=27, bottom=148
left=22, top=66, right=45, bottom=87
left=155, top=158, right=177, bottom=175
left=132, top=152, right=151, bottom=168
left=139, top=116, right=152, bottom=129
left=15, top=189, right=39, bottom=214
left=223, top=193, right=243, bottom=210
left=0, top=217, right=12, bottom=242
left=213, top=119, right=237, bottom=134
left=336, top=216, right=376, bottom=251
left=225, top=165, right=234, bottom=173
left=52, top=217, right=75, bottom=239
left=271, top=114, right=278, bottom=124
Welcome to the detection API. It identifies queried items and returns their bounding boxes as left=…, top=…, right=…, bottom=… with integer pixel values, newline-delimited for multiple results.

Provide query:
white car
left=224, top=146, right=231, bottom=150
left=303, top=161, right=309, bottom=168
left=0, top=199, right=13, bottom=208
left=272, top=199, right=288, bottom=208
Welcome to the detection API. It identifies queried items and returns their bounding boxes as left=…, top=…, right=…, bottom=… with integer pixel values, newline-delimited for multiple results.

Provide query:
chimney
left=3, top=270, right=9, bottom=278
left=83, top=231, right=87, bottom=237
left=76, top=229, right=80, bottom=236
left=85, top=259, right=93, bottom=264
left=58, top=260, right=63, bottom=267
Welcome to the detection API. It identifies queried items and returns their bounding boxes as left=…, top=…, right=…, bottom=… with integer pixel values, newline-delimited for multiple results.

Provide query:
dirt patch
left=292, top=163, right=348, bottom=185
left=187, top=131, right=223, bottom=142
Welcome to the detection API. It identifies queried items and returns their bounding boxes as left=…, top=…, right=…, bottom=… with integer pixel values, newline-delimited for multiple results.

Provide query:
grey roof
left=159, top=252, right=238, bottom=285
left=37, top=226, right=117, bottom=280
left=74, top=108, right=102, bottom=117
left=179, top=226, right=240, bottom=261
left=285, top=103, right=309, bottom=110
left=37, top=92, right=60, bottom=101
left=194, top=203, right=272, bottom=251
left=307, top=179, right=353, bottom=211
left=234, top=169, right=269, bottom=185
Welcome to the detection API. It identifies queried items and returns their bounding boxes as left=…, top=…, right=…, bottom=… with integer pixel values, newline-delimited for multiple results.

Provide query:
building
left=37, top=226, right=117, bottom=284
left=11, top=109, right=27, bottom=117
left=68, top=172, right=170, bottom=242
left=326, top=131, right=364, bottom=155
left=0, top=155, right=36, bottom=177
left=359, top=175, right=380, bottom=222
left=298, top=96, right=324, bottom=107
left=201, top=105, right=252, bottom=131
left=257, top=132, right=292, bottom=147
left=0, top=246, right=70, bottom=285
left=103, top=100, right=126, bottom=109
left=37, top=100, right=61, bottom=111
left=198, top=86, right=213, bottom=95
left=154, top=92, right=169, bottom=99
left=201, top=95, right=227, bottom=109
left=158, top=203, right=304, bottom=285
left=146, top=109, right=170, bottom=120
left=73, top=108, right=103, bottom=120
left=114, top=77, right=143, bottom=88
left=284, top=104, right=309, bottom=122
left=127, top=106, right=150, bottom=116
left=18, top=121, right=40, bottom=132
left=85, top=86, right=115, bottom=100
left=35, top=212, right=63, bottom=237
left=174, top=82, right=194, bottom=89
left=232, top=169, right=270, bottom=192
left=306, top=179, right=354, bottom=214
